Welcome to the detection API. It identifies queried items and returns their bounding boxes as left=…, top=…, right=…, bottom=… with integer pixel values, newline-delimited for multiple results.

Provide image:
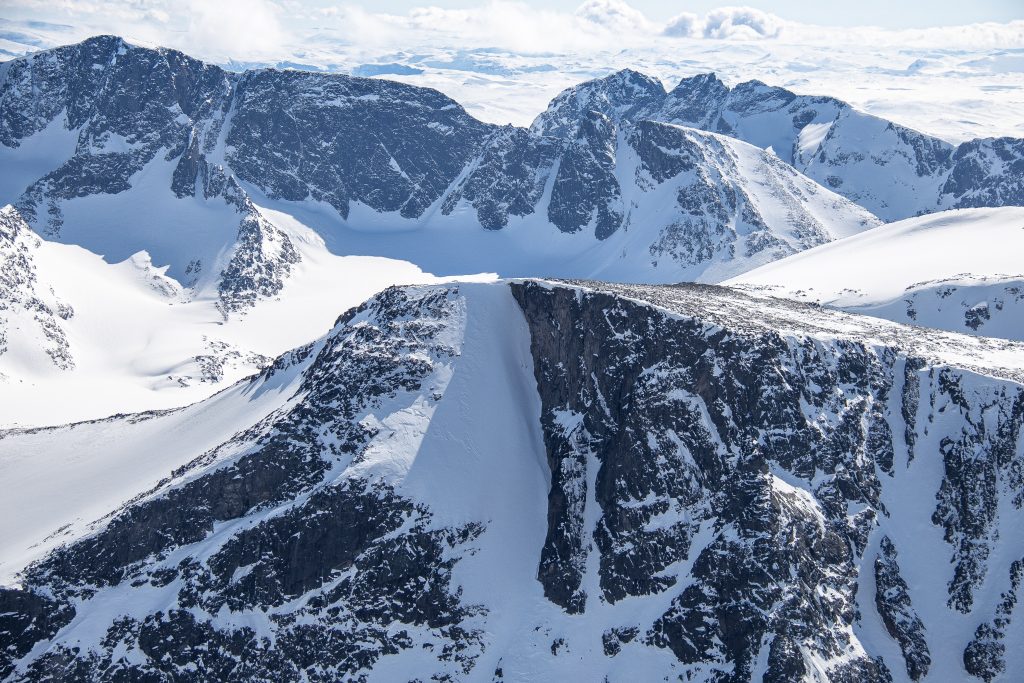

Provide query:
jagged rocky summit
left=532, top=69, right=1024, bottom=221
left=1, top=279, right=1023, bottom=682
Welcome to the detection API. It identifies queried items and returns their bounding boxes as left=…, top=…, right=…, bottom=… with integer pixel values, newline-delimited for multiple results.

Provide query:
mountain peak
left=668, top=71, right=726, bottom=96
left=529, top=68, right=664, bottom=138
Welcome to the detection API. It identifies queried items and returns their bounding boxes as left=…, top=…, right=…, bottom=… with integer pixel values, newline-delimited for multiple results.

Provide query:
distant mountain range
left=0, top=36, right=1017, bottom=310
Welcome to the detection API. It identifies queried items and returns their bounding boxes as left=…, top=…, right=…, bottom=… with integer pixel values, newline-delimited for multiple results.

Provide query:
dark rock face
left=0, top=588, right=74, bottom=680
left=534, top=69, right=1024, bottom=220
left=0, top=35, right=230, bottom=150
left=2, top=285, right=490, bottom=681
left=942, top=137, right=1024, bottom=209
left=1, top=36, right=298, bottom=313
left=661, top=73, right=731, bottom=131
left=226, top=69, right=491, bottom=219
left=931, top=373, right=1024, bottom=614
left=214, top=174, right=300, bottom=312
left=874, top=536, right=930, bottom=680
left=512, top=282, right=892, bottom=679
left=441, top=126, right=559, bottom=230
left=6, top=35, right=233, bottom=232
left=631, top=121, right=764, bottom=266
left=547, top=111, right=623, bottom=239
left=529, top=69, right=666, bottom=139
left=963, top=558, right=1024, bottom=682
left=508, top=280, right=1024, bottom=682
left=629, top=120, right=872, bottom=270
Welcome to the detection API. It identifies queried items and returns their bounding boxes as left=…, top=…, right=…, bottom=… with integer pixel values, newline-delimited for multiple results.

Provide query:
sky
left=322, top=0, right=1024, bottom=27
left=3, top=0, right=1024, bottom=58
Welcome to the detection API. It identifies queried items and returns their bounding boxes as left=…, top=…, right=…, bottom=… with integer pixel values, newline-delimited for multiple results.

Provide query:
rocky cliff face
left=940, top=137, right=1024, bottom=210
left=223, top=68, right=492, bottom=220
left=4, top=35, right=233, bottom=231
left=1, top=280, right=1022, bottom=682
left=1, top=37, right=300, bottom=313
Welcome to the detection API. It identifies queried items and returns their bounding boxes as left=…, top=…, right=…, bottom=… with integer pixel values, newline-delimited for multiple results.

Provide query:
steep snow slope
left=1, top=280, right=1023, bottom=682
left=729, top=207, right=1024, bottom=340
left=0, top=368, right=310, bottom=584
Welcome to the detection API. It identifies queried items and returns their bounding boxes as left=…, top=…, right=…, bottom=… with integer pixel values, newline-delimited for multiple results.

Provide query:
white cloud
left=0, top=0, right=292, bottom=61
left=663, top=12, right=699, bottom=38
left=180, top=0, right=290, bottom=60
left=3, top=0, right=1024, bottom=57
left=575, top=0, right=653, bottom=33
left=701, top=6, right=784, bottom=40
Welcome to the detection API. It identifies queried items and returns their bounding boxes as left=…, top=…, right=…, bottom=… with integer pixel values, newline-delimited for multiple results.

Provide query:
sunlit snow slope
left=729, top=207, right=1024, bottom=340
left=0, top=204, right=472, bottom=427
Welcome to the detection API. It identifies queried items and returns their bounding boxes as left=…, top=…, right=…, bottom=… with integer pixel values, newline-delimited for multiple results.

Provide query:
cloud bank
left=1, top=0, right=1022, bottom=61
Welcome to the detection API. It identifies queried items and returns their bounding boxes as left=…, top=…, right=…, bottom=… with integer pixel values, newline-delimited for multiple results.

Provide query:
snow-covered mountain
left=729, top=207, right=1024, bottom=340
left=0, top=35, right=894, bottom=416
left=0, top=36, right=880, bottom=291
left=0, top=205, right=75, bottom=372
left=532, top=70, right=1024, bottom=221
left=4, top=35, right=1024, bottom=683
left=2, top=280, right=1023, bottom=682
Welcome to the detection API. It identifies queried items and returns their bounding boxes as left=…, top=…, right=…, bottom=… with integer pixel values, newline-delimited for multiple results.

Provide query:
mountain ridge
left=531, top=68, right=1024, bottom=221
left=728, top=207, right=1024, bottom=340
left=1, top=279, right=1023, bottom=682
left=0, top=35, right=879, bottom=307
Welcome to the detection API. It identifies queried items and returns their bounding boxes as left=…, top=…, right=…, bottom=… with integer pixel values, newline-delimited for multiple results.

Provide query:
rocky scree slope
left=0, top=280, right=1023, bottom=682
left=532, top=69, right=1024, bottom=221
left=1, top=36, right=878, bottom=291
